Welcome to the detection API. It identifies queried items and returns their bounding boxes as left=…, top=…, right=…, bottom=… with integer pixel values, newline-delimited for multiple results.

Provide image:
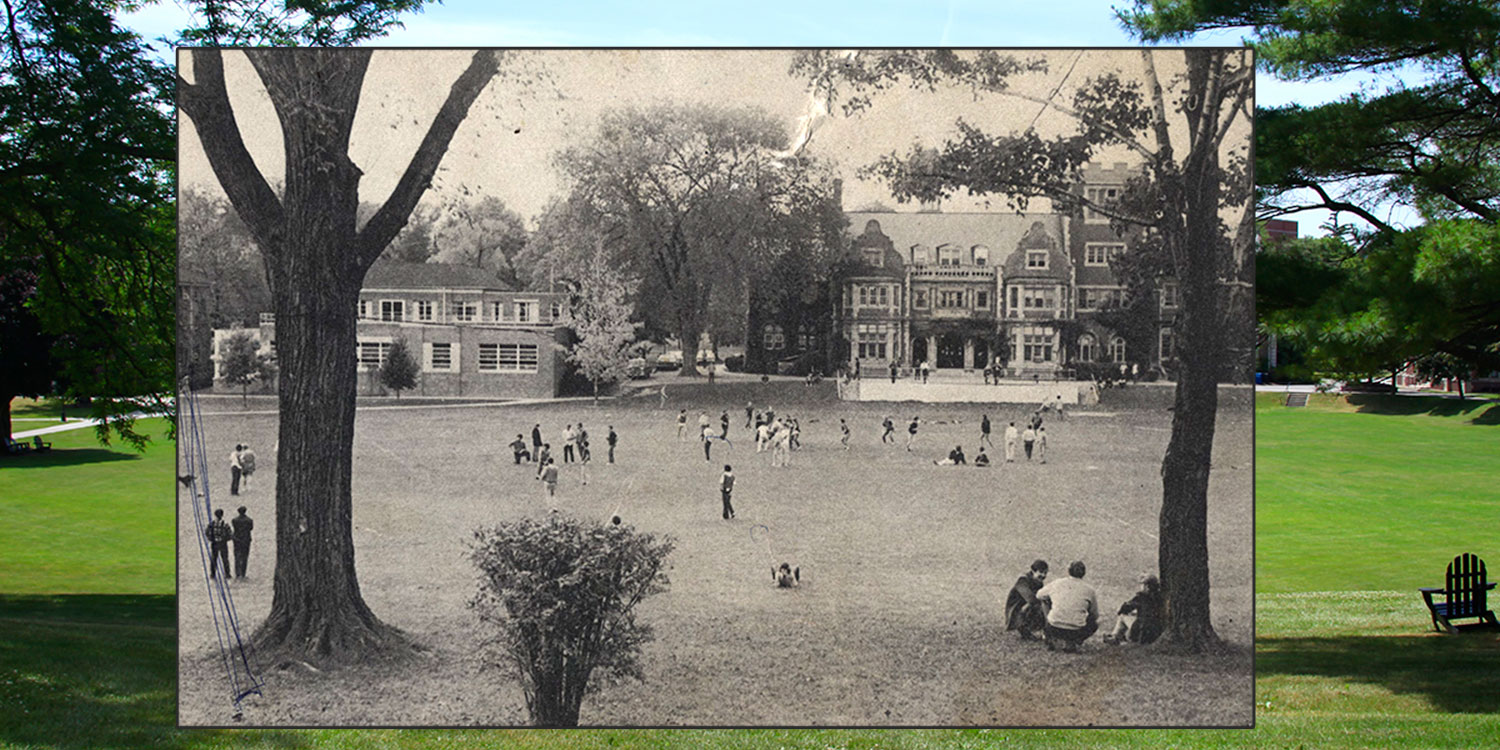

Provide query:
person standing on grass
left=719, top=464, right=736, bottom=519
left=745, top=401, right=754, bottom=428
left=577, top=423, right=591, bottom=463
left=677, top=409, right=688, bottom=441
left=535, top=443, right=552, bottom=477
left=756, top=419, right=771, bottom=453
left=889, top=359, right=898, bottom=383
left=703, top=426, right=714, bottom=462
left=1036, top=560, right=1099, bottom=653
left=905, top=415, right=921, bottom=452
left=698, top=411, right=711, bottom=441
left=720, top=409, right=730, bottom=439
left=562, top=424, right=576, bottom=464
left=1004, top=559, right=1049, bottom=641
left=228, top=444, right=244, bottom=496
left=1022, top=423, right=1037, bottom=461
left=206, top=508, right=232, bottom=579
left=541, top=458, right=559, bottom=498
left=607, top=426, right=618, bottom=464
left=840, top=418, right=851, bottom=451
left=980, top=414, right=993, bottom=448
left=531, top=423, right=543, bottom=462
left=881, top=415, right=896, bottom=444
left=1036, top=426, right=1048, bottom=464
left=231, top=506, right=254, bottom=579
left=1004, top=422, right=1019, bottom=462
left=240, top=444, right=257, bottom=489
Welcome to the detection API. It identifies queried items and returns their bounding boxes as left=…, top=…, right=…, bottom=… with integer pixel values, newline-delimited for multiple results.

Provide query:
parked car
left=655, top=351, right=683, bottom=371
left=626, top=358, right=653, bottom=379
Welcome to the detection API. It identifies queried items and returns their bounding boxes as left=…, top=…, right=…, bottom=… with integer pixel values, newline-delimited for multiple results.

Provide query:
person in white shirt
left=1035, top=560, right=1099, bottom=652
left=1004, top=422, right=1019, bottom=462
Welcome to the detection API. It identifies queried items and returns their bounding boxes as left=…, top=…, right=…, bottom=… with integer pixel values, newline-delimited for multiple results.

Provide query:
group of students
left=1004, top=559, right=1163, bottom=653
left=511, top=422, right=620, bottom=497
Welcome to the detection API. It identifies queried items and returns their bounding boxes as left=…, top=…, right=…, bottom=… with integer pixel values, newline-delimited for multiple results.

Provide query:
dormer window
left=862, top=248, right=883, bottom=267
left=1026, top=250, right=1049, bottom=269
left=937, top=244, right=961, bottom=267
left=972, top=245, right=990, bottom=266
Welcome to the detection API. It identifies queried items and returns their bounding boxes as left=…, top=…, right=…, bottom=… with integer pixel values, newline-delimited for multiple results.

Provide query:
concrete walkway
left=12, top=412, right=153, bottom=440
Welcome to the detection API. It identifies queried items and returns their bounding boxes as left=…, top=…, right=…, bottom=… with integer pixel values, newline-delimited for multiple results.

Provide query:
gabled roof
left=845, top=211, right=1065, bottom=268
left=362, top=261, right=511, bottom=291
left=1000, top=221, right=1070, bottom=279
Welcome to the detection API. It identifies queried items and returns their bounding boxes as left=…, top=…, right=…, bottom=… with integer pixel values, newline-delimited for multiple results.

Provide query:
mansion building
left=211, top=262, right=569, bottom=399
left=834, top=164, right=1179, bottom=377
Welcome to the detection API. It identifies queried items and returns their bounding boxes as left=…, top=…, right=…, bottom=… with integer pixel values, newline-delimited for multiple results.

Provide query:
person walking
left=720, top=409, right=730, bottom=439
left=980, top=414, right=994, bottom=448
left=703, top=428, right=714, bottom=462
left=881, top=415, right=896, bottom=444
left=1022, top=423, right=1037, bottom=461
left=535, top=443, right=552, bottom=477
left=607, top=426, right=618, bottom=464
left=719, top=464, right=736, bottom=519
left=1036, top=426, right=1048, bottom=464
left=541, top=458, right=559, bottom=498
left=1004, top=422, right=1019, bottom=462
left=240, top=444, right=257, bottom=489
left=889, top=359, right=898, bottom=383
left=228, top=444, right=244, bottom=496
left=920, top=360, right=930, bottom=384
left=905, top=415, right=921, bottom=452
left=531, top=424, right=543, bottom=462
left=840, top=418, right=851, bottom=451
left=231, top=506, right=254, bottom=579
left=677, top=410, right=687, bottom=441
left=206, top=508, right=232, bottom=580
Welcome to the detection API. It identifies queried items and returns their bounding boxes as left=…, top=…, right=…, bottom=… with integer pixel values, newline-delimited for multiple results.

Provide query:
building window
left=357, top=340, right=391, bottom=369
left=975, top=290, right=989, bottom=309
left=862, top=248, right=883, bottom=267
left=763, top=324, right=785, bottom=351
left=1026, top=250, right=1049, bottom=269
left=416, top=301, right=434, bottom=321
left=550, top=302, right=562, bottom=320
left=1009, top=286, right=1019, bottom=313
left=515, top=301, right=536, bottom=323
left=478, top=344, right=498, bottom=371
left=450, top=302, right=477, bottom=322
left=856, top=323, right=888, bottom=359
left=910, top=245, right=930, bottom=265
left=498, top=343, right=539, bottom=372
left=1109, top=336, right=1127, bottom=363
left=380, top=300, right=405, bottom=322
left=1078, top=287, right=1124, bottom=311
left=491, top=302, right=505, bottom=321
left=1160, top=327, right=1175, bottom=362
left=973, top=245, right=989, bottom=266
left=913, top=288, right=929, bottom=308
left=937, top=290, right=964, bottom=308
left=1078, top=333, right=1097, bottom=362
left=1085, top=243, right=1124, bottom=266
left=428, top=342, right=456, bottom=372
left=1022, top=288, right=1056, bottom=311
left=1023, top=334, right=1054, bottom=363
left=358, top=300, right=370, bottom=319
left=1161, top=281, right=1179, bottom=309
left=857, top=285, right=890, bottom=307
left=797, top=331, right=815, bottom=351
left=938, top=245, right=961, bottom=267
left=1085, top=185, right=1121, bottom=223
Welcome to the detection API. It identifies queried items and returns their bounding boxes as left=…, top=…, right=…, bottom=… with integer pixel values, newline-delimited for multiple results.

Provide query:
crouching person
left=1104, top=573, right=1164, bottom=645
left=1004, top=559, right=1049, bottom=641
left=1036, top=560, right=1098, bottom=652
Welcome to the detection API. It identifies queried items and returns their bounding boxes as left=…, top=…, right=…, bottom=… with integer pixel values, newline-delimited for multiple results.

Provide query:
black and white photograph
left=175, top=48, right=1255, bottom=727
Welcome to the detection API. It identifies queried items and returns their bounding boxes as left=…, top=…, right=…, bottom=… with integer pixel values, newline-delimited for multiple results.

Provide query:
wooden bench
left=3, top=436, right=33, bottom=455
left=31, top=436, right=52, bottom=452
left=1420, top=553, right=1498, bottom=634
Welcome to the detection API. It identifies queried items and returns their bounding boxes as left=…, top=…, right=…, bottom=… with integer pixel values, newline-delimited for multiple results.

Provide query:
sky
left=149, top=0, right=1424, bottom=235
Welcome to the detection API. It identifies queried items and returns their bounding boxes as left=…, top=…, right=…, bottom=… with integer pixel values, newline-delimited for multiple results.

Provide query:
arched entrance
left=910, top=336, right=928, bottom=367
left=973, top=339, right=990, bottom=369
left=937, top=334, right=965, bottom=369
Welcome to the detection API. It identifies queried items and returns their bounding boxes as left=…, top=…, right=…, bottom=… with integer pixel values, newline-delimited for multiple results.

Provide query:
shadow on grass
left=0, top=448, right=143, bottom=470
left=0, top=594, right=307, bottom=750
left=1344, top=394, right=1499, bottom=423
left=1258, top=633, right=1500, bottom=713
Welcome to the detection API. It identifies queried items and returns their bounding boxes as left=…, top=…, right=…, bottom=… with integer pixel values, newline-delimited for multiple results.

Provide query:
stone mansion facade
left=835, top=164, right=1179, bottom=377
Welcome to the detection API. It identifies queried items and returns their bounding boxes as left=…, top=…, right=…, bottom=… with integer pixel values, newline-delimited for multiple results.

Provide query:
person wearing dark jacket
left=1104, top=573, right=1164, bottom=645
left=1004, top=560, right=1049, bottom=640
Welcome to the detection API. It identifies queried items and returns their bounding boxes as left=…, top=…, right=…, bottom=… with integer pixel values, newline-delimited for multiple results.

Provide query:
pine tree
left=378, top=338, right=419, bottom=399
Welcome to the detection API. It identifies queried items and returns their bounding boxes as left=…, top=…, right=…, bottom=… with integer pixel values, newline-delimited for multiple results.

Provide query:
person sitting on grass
left=974, top=447, right=991, bottom=466
left=933, top=445, right=967, bottom=466
left=1103, top=573, right=1164, bottom=646
left=1004, top=559, right=1049, bottom=641
left=775, top=562, right=800, bottom=588
left=509, top=434, right=531, bottom=464
left=1036, top=560, right=1099, bottom=653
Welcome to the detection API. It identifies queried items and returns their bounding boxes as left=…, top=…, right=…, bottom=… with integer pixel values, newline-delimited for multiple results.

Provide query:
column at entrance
left=927, top=335, right=938, bottom=368
left=963, top=338, right=975, bottom=370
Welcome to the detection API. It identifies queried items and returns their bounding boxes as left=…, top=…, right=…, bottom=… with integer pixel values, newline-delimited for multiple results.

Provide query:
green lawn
left=0, top=417, right=175, bottom=594
left=3, top=394, right=1499, bottom=747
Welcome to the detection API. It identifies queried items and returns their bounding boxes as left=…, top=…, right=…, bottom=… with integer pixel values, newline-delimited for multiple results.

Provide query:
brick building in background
left=210, top=262, right=568, bottom=399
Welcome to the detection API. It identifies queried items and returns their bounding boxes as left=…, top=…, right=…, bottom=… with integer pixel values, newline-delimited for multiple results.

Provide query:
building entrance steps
left=850, top=378, right=1094, bottom=405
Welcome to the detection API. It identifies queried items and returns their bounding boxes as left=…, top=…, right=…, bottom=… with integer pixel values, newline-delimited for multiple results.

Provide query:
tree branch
left=357, top=49, right=502, bottom=268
